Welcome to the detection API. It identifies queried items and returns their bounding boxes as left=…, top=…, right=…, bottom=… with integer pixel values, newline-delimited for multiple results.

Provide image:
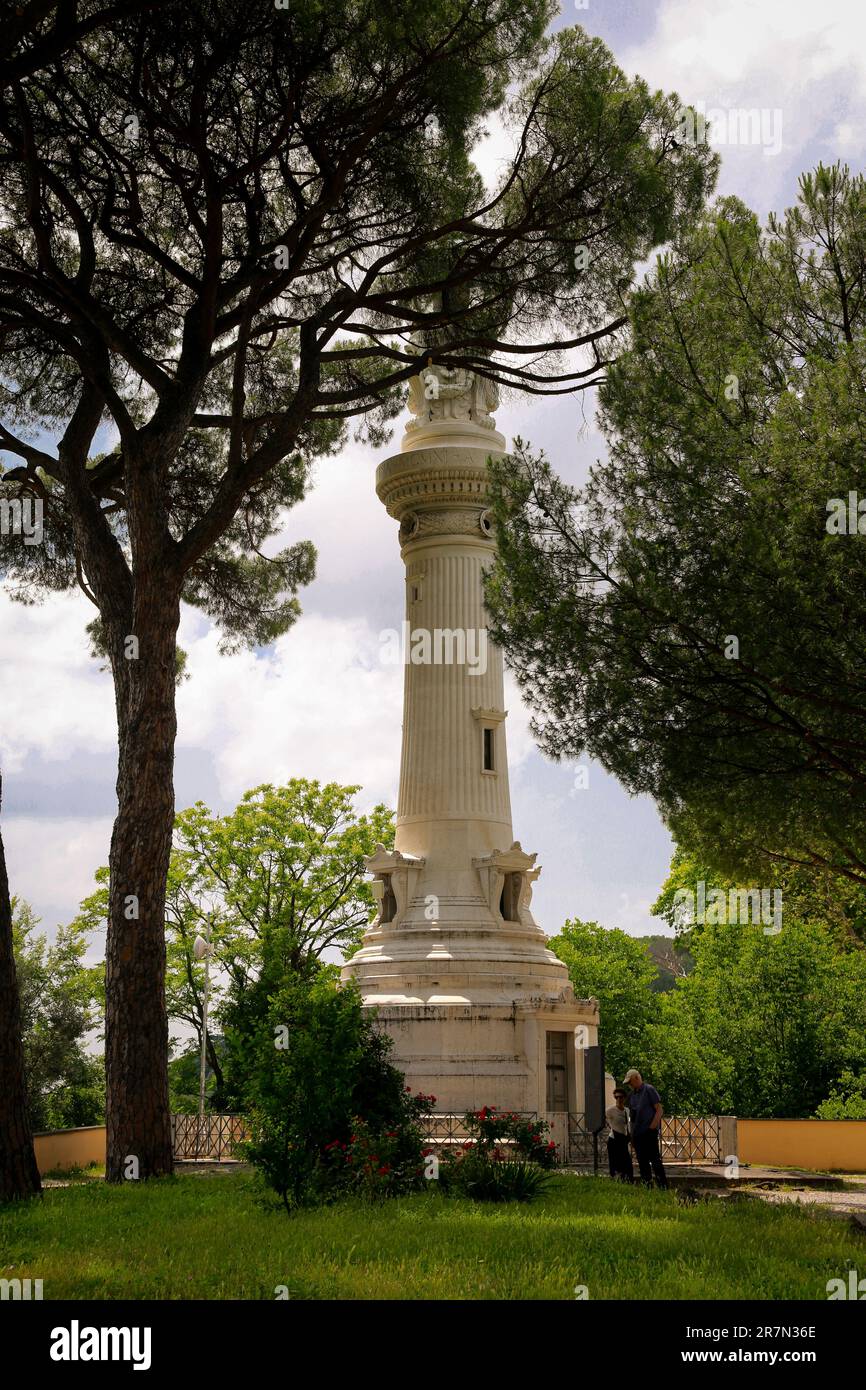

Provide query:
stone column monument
left=342, top=355, right=600, bottom=1128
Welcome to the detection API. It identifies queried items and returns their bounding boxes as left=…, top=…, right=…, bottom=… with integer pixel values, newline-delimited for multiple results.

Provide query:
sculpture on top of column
left=406, top=355, right=500, bottom=435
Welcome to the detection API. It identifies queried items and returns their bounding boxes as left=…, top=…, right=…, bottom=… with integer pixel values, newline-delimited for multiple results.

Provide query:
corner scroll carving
left=366, top=844, right=426, bottom=929
left=472, top=841, right=540, bottom=927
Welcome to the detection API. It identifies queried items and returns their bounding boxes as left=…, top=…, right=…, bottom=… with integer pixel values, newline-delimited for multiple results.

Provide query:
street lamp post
left=193, top=923, right=213, bottom=1157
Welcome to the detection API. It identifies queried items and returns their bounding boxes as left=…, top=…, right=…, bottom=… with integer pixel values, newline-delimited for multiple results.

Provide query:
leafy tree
left=0, top=2, right=716, bottom=1177
left=655, top=916, right=866, bottom=1118
left=485, top=164, right=866, bottom=894
left=75, top=779, right=392, bottom=1110
left=645, top=844, right=866, bottom=1114
left=654, top=845, right=866, bottom=948
left=2, top=1, right=161, bottom=86
left=0, top=779, right=41, bottom=1199
left=167, top=1048, right=204, bottom=1115
left=641, top=992, right=724, bottom=1117
left=167, top=1041, right=227, bottom=1113
left=815, top=1071, right=866, bottom=1120
left=551, top=881, right=866, bottom=1116
left=169, top=781, right=393, bottom=973
left=642, top=934, right=693, bottom=991
left=13, top=900, right=105, bottom=1131
left=219, top=931, right=333, bottom=1113
left=548, top=918, right=661, bottom=1084
left=167, top=780, right=392, bottom=1107
left=0, top=0, right=149, bottom=1204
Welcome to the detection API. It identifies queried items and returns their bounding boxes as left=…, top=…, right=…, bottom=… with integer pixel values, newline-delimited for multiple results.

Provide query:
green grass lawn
left=0, top=1173, right=860, bottom=1300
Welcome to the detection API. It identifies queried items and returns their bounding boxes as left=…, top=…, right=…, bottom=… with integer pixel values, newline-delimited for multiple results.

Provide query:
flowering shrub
left=463, top=1107, right=559, bottom=1168
left=426, top=1107, right=558, bottom=1203
left=318, top=1093, right=435, bottom=1201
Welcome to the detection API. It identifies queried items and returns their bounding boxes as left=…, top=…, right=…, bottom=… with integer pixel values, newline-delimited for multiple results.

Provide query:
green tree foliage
left=74, top=779, right=392, bottom=1109
left=648, top=917, right=866, bottom=1118
left=645, top=847, right=866, bottom=1115
left=0, top=775, right=41, bottom=1198
left=169, top=781, right=393, bottom=972
left=243, top=972, right=426, bottom=1211
left=486, top=164, right=866, bottom=892
left=552, top=865, right=866, bottom=1117
left=654, top=845, right=866, bottom=948
left=12, top=900, right=105, bottom=1131
left=548, top=918, right=660, bottom=1084
left=641, top=934, right=693, bottom=991
left=167, top=1048, right=207, bottom=1115
left=814, top=1071, right=866, bottom=1119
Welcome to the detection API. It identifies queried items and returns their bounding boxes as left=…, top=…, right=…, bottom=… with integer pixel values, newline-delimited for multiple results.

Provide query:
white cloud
left=273, top=436, right=395, bottom=590
left=626, top=0, right=866, bottom=92
left=0, top=591, right=115, bottom=772
left=470, top=110, right=518, bottom=195
left=619, top=0, right=866, bottom=208
left=3, top=815, right=112, bottom=930
left=175, top=611, right=404, bottom=810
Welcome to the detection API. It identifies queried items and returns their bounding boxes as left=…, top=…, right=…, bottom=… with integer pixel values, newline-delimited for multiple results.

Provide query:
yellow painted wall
left=33, top=1125, right=106, bottom=1174
left=739, top=1119, right=866, bottom=1173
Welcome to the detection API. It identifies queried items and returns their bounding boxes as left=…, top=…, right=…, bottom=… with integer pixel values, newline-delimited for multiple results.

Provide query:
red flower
left=378, top=1165, right=390, bottom=1175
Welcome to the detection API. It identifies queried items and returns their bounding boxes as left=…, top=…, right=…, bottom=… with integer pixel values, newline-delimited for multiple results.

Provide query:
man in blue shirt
left=624, top=1068, right=668, bottom=1189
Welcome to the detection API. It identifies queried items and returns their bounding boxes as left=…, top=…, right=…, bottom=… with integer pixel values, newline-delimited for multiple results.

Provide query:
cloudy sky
left=2, top=0, right=863, bottom=951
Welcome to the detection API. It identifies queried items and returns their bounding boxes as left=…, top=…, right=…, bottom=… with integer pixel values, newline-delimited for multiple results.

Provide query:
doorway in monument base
left=545, top=1030, right=571, bottom=1112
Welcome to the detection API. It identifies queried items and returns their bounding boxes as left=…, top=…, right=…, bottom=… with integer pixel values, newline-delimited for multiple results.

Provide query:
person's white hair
left=623, top=1068, right=642, bottom=1082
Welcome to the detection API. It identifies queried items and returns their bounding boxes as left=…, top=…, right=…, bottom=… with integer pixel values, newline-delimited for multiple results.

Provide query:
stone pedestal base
left=367, top=997, right=600, bottom=1115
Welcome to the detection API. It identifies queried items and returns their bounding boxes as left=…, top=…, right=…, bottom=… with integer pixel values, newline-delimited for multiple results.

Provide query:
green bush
left=242, top=972, right=429, bottom=1211
left=439, top=1149, right=552, bottom=1202
left=318, top=1109, right=432, bottom=1201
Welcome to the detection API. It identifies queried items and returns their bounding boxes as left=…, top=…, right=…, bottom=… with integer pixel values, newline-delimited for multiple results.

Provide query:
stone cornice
left=471, top=707, right=507, bottom=724
left=376, top=446, right=503, bottom=522
left=365, top=846, right=425, bottom=874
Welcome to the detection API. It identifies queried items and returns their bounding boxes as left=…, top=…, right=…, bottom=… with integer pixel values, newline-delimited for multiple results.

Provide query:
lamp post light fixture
left=193, top=924, right=214, bottom=1154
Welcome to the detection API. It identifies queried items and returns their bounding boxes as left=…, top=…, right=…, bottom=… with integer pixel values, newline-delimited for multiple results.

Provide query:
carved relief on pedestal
left=399, top=507, right=491, bottom=542
left=366, top=844, right=426, bottom=929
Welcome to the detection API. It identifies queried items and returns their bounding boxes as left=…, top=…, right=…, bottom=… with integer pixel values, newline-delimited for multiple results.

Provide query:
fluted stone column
left=342, top=362, right=599, bottom=1116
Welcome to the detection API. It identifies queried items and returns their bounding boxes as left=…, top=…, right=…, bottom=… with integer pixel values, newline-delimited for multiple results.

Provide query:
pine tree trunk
left=0, top=772, right=42, bottom=1201
left=104, top=588, right=179, bottom=1182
